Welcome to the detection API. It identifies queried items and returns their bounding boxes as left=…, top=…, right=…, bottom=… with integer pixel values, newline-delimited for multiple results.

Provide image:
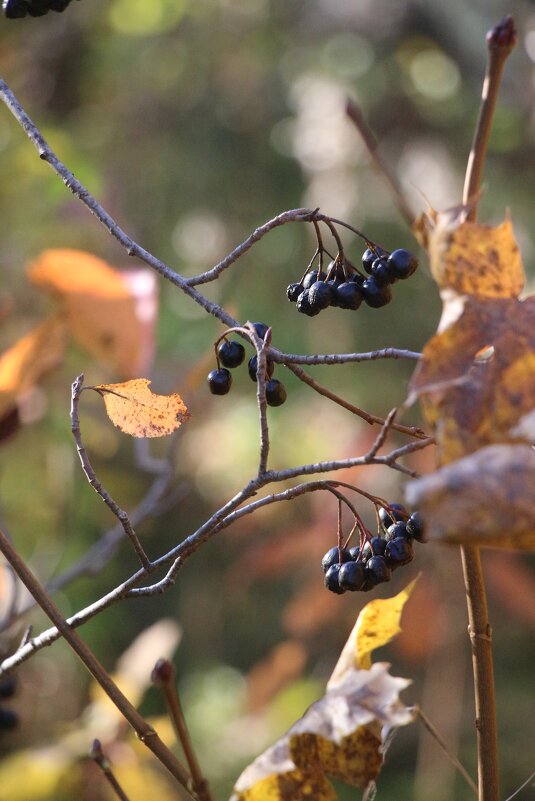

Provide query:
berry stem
left=90, top=740, right=133, bottom=801
left=462, top=16, right=517, bottom=223
left=460, top=546, right=499, bottom=801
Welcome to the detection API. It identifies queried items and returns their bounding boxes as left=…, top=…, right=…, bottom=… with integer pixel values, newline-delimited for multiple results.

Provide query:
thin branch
left=71, top=374, right=151, bottom=571
left=414, top=706, right=478, bottom=796
left=503, top=772, right=535, bottom=801
left=277, top=347, right=421, bottom=366
left=250, top=323, right=271, bottom=476
left=90, top=739, right=133, bottom=801
left=0, top=529, right=194, bottom=796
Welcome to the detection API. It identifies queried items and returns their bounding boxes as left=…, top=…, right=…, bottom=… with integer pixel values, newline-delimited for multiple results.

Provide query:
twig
left=71, top=374, right=151, bottom=571
left=0, top=529, right=194, bottom=796
left=462, top=16, right=517, bottom=222
left=90, top=739, right=132, bottom=801
left=277, top=347, right=421, bottom=366
left=152, top=659, right=214, bottom=801
left=503, top=771, right=535, bottom=801
left=414, top=705, right=478, bottom=796
left=249, top=323, right=271, bottom=476
left=345, top=98, right=415, bottom=228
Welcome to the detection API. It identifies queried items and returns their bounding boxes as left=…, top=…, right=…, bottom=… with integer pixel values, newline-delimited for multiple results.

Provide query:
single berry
left=296, top=289, right=321, bottom=317
left=321, top=546, right=352, bottom=573
left=366, top=555, right=392, bottom=584
left=362, top=246, right=388, bottom=274
left=362, top=536, right=386, bottom=561
left=371, top=257, right=397, bottom=286
left=287, top=283, right=304, bottom=303
left=406, top=511, right=426, bottom=542
left=265, top=379, right=287, bottom=407
left=386, top=521, right=409, bottom=542
left=0, top=678, right=16, bottom=700
left=326, top=279, right=342, bottom=307
left=348, top=545, right=361, bottom=561
left=207, top=368, right=232, bottom=395
left=339, top=561, right=367, bottom=591
left=336, top=282, right=363, bottom=310
left=0, top=708, right=18, bottom=729
left=379, top=503, right=408, bottom=527
left=252, top=322, right=269, bottom=340
left=361, top=277, right=392, bottom=308
left=324, top=564, right=346, bottom=594
left=385, top=537, right=414, bottom=568
left=248, top=355, right=275, bottom=382
left=387, top=249, right=418, bottom=280
left=302, top=270, right=327, bottom=290
left=217, top=340, right=245, bottom=368
left=308, top=280, right=335, bottom=310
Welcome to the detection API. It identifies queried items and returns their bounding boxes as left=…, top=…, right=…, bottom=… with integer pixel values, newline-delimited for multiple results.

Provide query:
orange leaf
left=28, top=249, right=157, bottom=377
left=0, top=315, right=69, bottom=417
left=94, top=379, right=189, bottom=438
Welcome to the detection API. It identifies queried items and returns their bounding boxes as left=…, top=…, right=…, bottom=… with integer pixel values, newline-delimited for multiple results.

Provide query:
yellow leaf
left=94, top=379, right=189, bottom=438
left=328, top=578, right=419, bottom=682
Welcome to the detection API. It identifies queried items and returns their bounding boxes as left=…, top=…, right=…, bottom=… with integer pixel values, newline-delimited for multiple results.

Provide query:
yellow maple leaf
left=94, top=379, right=189, bottom=438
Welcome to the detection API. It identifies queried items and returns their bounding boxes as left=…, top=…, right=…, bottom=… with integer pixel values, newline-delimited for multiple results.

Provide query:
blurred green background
left=0, top=1, right=535, bottom=799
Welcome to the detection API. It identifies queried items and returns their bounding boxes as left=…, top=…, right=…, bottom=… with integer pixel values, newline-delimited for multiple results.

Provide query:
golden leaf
left=328, top=578, right=419, bottom=683
left=230, top=663, right=413, bottom=801
left=94, top=379, right=189, bottom=438
left=406, top=444, right=535, bottom=550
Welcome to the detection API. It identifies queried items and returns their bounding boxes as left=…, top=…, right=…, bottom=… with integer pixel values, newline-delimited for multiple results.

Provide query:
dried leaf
left=328, top=578, right=419, bottom=684
left=405, top=444, right=535, bottom=550
left=28, top=249, right=157, bottom=377
left=95, top=379, right=189, bottom=438
left=230, top=663, right=413, bottom=801
left=0, top=315, right=69, bottom=417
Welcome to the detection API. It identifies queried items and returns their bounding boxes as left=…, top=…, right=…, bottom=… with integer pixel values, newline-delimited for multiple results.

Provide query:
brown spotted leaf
left=94, top=379, right=189, bottom=438
left=405, top=444, right=535, bottom=550
left=230, top=663, right=413, bottom=801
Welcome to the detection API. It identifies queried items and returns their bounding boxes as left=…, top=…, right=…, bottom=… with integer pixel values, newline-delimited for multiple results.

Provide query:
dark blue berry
left=406, top=512, right=426, bottom=542
left=321, top=546, right=352, bottom=573
left=379, top=503, right=408, bottom=527
left=385, top=537, right=414, bottom=568
left=324, top=564, right=346, bottom=594
left=336, top=282, right=362, bottom=310
left=366, top=555, right=392, bottom=584
left=207, top=368, right=232, bottom=395
left=265, top=379, right=287, bottom=407
left=348, top=546, right=361, bottom=561
left=287, top=283, right=304, bottom=302
left=361, top=277, right=392, bottom=308
left=0, top=708, right=18, bottom=729
left=339, top=561, right=367, bottom=591
left=387, top=249, right=418, bottom=280
left=302, top=270, right=327, bottom=290
left=371, top=257, right=396, bottom=286
left=218, top=340, right=245, bottom=368
left=308, top=280, right=335, bottom=310
left=248, top=355, right=275, bottom=382
left=296, top=290, right=321, bottom=317
left=385, top=521, right=409, bottom=542
left=252, top=322, right=270, bottom=340
left=362, top=246, right=388, bottom=274
left=0, top=678, right=16, bottom=700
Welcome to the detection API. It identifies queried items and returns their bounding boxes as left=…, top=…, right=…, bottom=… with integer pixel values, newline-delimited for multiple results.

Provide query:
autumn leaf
left=230, top=663, right=413, bottom=801
left=405, top=444, right=535, bottom=550
left=28, top=249, right=157, bottom=377
left=94, top=378, right=189, bottom=438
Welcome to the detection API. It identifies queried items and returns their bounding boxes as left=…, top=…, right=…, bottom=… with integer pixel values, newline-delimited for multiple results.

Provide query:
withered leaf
left=230, top=663, right=413, bottom=801
left=405, top=444, right=535, bottom=550
left=94, top=379, right=189, bottom=438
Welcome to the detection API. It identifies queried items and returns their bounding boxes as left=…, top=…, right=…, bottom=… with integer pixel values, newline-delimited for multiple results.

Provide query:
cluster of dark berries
left=207, top=322, right=287, bottom=407
left=287, top=247, right=418, bottom=317
left=0, top=676, right=18, bottom=731
left=3, top=0, right=76, bottom=17
left=322, top=504, right=425, bottom=594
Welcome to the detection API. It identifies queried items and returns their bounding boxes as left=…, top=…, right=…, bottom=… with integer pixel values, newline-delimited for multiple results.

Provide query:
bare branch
left=90, top=739, right=133, bottom=801
left=277, top=348, right=421, bottom=366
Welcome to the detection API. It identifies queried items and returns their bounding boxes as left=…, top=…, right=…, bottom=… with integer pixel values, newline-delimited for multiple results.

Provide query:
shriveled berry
left=302, top=270, right=327, bottom=290
left=362, top=246, right=388, bottom=274
left=386, top=521, right=409, bottom=542
left=324, top=564, right=346, bottom=594
left=0, top=678, right=16, bottom=699
left=361, top=277, right=392, bottom=307
left=406, top=512, right=426, bottom=542
left=287, top=283, right=304, bottom=302
left=366, top=555, right=392, bottom=584
left=387, top=249, right=418, bottom=280
left=385, top=537, right=414, bottom=568
left=308, top=280, right=335, bottom=310
left=217, top=340, right=245, bottom=368
left=336, top=282, right=362, bottom=310
left=321, top=546, right=352, bottom=573
left=339, top=561, right=366, bottom=591
left=265, top=379, right=287, bottom=407
left=371, top=257, right=396, bottom=286
left=379, top=503, right=408, bottom=527
left=207, top=368, right=232, bottom=395
left=296, top=290, right=321, bottom=317
left=252, top=322, right=270, bottom=340
left=248, top=355, right=275, bottom=382
left=0, top=709, right=18, bottom=729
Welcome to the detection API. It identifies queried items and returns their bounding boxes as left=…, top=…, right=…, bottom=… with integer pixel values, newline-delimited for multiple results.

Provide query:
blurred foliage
left=0, top=1, right=535, bottom=800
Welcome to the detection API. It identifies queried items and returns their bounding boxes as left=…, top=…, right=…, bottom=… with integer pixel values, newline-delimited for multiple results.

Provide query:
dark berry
left=217, top=340, right=245, bottom=368
left=326, top=259, right=346, bottom=282
left=252, top=322, right=269, bottom=340
left=302, top=270, right=327, bottom=290
left=326, top=280, right=342, bottom=307
left=362, top=536, right=386, bottom=561
left=361, top=277, right=392, bottom=308
left=265, top=379, right=287, bottom=407
left=366, top=555, right=392, bottom=584
left=386, top=521, right=409, bottom=542
left=296, top=290, right=321, bottom=317
left=387, top=249, right=418, bottom=280
left=339, top=561, right=367, bottom=591
left=248, top=355, right=275, bottom=382
left=0, top=678, right=16, bottom=700
left=362, top=246, right=388, bottom=274
left=321, top=546, right=352, bottom=573
left=371, top=257, right=397, bottom=286
left=336, top=282, right=362, bottom=310
left=379, top=503, right=408, bottom=527
left=406, top=512, right=426, bottom=542
left=361, top=541, right=373, bottom=562
left=287, top=283, right=304, bottom=303
left=308, top=280, right=335, bottom=310
left=385, top=537, right=414, bottom=568
left=324, top=564, right=346, bottom=594
left=207, top=368, right=232, bottom=395
left=0, top=708, right=18, bottom=729
left=348, top=545, right=361, bottom=561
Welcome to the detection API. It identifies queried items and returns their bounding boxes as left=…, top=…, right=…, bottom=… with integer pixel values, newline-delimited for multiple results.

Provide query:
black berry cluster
left=0, top=676, right=18, bottom=731
left=207, top=323, right=287, bottom=407
left=3, top=0, right=76, bottom=17
left=287, top=247, right=418, bottom=317
left=322, top=504, right=425, bottom=595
